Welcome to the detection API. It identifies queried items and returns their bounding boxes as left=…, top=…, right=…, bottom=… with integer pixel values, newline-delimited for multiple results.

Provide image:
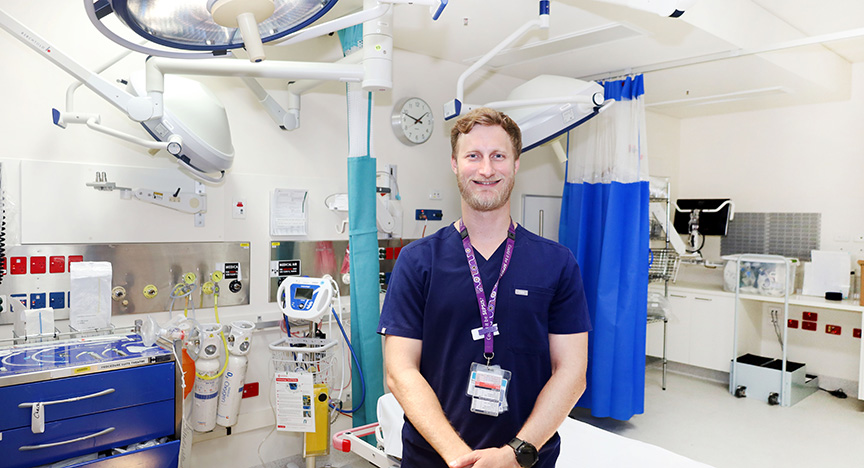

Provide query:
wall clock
left=391, top=97, right=434, bottom=145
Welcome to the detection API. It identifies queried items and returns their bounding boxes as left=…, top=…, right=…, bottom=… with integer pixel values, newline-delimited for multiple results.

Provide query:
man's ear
left=514, top=157, right=520, bottom=174
left=451, top=156, right=458, bottom=174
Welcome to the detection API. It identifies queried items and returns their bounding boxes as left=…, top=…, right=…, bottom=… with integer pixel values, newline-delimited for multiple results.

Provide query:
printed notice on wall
left=274, top=372, right=315, bottom=432
left=270, top=188, right=308, bottom=236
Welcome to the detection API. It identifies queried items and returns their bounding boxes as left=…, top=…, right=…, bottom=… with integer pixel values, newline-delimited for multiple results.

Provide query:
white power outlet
left=429, top=190, right=442, bottom=200
left=232, top=198, right=246, bottom=219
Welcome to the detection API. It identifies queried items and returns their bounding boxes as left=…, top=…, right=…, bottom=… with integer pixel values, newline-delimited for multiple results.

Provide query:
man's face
left=451, top=124, right=520, bottom=212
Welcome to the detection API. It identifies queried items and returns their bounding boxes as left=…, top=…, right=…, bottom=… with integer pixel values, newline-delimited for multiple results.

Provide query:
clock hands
left=403, top=111, right=422, bottom=124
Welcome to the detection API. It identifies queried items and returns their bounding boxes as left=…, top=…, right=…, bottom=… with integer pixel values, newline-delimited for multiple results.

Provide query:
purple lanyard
left=460, top=220, right=516, bottom=363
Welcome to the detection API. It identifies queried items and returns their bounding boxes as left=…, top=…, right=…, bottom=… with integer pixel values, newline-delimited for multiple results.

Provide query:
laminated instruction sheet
left=274, top=372, right=315, bottom=432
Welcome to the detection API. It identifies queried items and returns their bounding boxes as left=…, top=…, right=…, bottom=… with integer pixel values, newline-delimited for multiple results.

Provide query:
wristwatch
left=508, top=437, right=539, bottom=468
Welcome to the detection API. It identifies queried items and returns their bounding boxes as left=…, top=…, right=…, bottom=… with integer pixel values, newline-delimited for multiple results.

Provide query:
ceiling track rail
left=581, top=26, right=864, bottom=82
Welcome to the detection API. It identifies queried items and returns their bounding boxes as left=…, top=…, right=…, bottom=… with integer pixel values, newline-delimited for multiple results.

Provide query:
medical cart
left=0, top=334, right=180, bottom=467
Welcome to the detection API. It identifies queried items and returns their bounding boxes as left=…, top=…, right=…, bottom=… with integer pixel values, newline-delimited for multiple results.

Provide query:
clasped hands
left=449, top=446, right=520, bottom=468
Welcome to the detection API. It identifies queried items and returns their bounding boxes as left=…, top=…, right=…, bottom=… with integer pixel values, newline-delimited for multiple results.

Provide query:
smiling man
left=378, top=107, right=591, bottom=468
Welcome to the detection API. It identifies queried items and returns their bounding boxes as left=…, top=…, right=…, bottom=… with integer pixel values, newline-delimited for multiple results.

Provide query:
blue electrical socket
left=416, top=209, right=443, bottom=221
left=30, top=293, right=47, bottom=309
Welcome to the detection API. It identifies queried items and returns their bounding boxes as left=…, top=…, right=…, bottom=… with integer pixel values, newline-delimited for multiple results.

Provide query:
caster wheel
left=768, top=392, right=780, bottom=406
left=734, top=385, right=747, bottom=398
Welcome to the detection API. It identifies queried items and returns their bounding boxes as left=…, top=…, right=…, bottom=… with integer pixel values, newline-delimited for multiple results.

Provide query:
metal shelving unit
left=648, top=177, right=677, bottom=390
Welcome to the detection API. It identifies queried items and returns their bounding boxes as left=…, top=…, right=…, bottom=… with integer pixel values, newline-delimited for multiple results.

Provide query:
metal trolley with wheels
left=729, top=254, right=818, bottom=406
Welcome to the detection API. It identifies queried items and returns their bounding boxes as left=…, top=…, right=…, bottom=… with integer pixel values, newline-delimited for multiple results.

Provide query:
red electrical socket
left=30, top=257, right=46, bottom=274
left=787, top=319, right=799, bottom=329
left=854, top=328, right=862, bottom=339
left=826, top=325, right=842, bottom=335
left=803, top=311, right=818, bottom=321
left=10, top=257, right=26, bottom=275
left=242, top=382, right=259, bottom=398
left=802, top=321, right=818, bottom=331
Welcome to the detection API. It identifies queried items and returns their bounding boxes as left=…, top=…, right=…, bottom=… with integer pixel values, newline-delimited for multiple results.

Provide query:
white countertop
left=651, top=281, right=864, bottom=313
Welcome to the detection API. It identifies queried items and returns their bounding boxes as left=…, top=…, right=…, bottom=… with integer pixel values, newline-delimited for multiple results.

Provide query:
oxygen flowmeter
left=276, top=275, right=334, bottom=321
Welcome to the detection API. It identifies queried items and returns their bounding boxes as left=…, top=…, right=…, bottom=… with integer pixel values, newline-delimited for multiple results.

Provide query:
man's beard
left=456, top=174, right=515, bottom=212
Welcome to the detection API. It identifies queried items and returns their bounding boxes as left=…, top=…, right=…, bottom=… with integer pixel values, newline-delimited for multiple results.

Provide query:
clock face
left=393, top=97, right=434, bottom=145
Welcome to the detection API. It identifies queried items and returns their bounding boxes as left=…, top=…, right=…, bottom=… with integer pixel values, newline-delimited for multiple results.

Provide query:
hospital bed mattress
left=557, top=417, right=713, bottom=467
left=335, top=394, right=714, bottom=467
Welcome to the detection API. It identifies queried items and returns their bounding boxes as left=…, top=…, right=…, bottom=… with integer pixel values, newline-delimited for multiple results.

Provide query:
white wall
left=676, top=62, right=864, bottom=270
left=0, top=2, right=580, bottom=465
left=669, top=63, right=864, bottom=387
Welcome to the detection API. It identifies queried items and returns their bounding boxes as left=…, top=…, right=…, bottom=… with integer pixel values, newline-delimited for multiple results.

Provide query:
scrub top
left=378, top=224, right=591, bottom=468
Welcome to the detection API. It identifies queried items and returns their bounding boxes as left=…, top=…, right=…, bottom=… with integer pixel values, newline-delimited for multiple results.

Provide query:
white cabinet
left=647, top=288, right=735, bottom=372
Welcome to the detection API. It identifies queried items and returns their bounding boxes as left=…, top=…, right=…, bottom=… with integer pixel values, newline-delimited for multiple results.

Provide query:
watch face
left=513, top=440, right=539, bottom=468
left=393, top=97, right=434, bottom=145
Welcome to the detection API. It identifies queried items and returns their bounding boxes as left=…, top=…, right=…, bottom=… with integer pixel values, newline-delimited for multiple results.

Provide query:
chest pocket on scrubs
left=504, top=284, right=554, bottom=348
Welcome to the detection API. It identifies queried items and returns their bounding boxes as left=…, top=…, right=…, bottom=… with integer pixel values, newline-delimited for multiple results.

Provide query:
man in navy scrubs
left=378, top=107, right=590, bottom=468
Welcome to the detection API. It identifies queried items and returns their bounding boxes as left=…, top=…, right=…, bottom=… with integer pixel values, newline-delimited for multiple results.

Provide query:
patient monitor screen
left=294, top=287, right=315, bottom=300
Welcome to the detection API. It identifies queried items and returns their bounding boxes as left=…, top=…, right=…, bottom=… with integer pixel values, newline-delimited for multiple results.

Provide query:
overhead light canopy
left=106, top=0, right=338, bottom=52
left=503, top=75, right=605, bottom=152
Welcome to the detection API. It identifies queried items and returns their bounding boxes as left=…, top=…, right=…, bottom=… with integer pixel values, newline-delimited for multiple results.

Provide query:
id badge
left=466, top=362, right=511, bottom=416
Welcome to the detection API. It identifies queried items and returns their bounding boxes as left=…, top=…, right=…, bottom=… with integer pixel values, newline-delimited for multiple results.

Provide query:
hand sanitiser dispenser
left=276, top=275, right=334, bottom=322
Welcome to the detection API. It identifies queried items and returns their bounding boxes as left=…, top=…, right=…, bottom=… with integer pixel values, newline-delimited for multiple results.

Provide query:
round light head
left=109, top=0, right=339, bottom=52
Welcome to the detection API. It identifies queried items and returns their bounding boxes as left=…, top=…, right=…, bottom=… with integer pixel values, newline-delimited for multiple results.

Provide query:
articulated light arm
left=271, top=3, right=391, bottom=47
left=379, top=0, right=447, bottom=20
left=241, top=52, right=364, bottom=130
left=0, top=9, right=160, bottom=122
left=444, top=0, right=549, bottom=120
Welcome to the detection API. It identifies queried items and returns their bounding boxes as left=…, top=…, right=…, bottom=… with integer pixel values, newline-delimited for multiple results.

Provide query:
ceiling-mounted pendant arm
left=240, top=77, right=298, bottom=129
left=0, top=8, right=160, bottom=122
left=85, top=117, right=182, bottom=155
left=145, top=57, right=364, bottom=94
left=272, top=2, right=391, bottom=47
left=456, top=6, right=548, bottom=102
left=241, top=52, right=364, bottom=130
left=445, top=0, right=549, bottom=119
left=65, top=49, right=135, bottom=112
left=379, top=0, right=448, bottom=20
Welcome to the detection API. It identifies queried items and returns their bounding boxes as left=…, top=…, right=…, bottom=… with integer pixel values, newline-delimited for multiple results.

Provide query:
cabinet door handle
left=18, top=388, right=115, bottom=408
left=694, top=297, right=713, bottom=302
left=670, top=294, right=687, bottom=298
left=18, top=427, right=115, bottom=451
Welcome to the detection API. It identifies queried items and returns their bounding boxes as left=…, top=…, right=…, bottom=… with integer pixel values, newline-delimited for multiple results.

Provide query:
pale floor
left=571, top=365, right=864, bottom=468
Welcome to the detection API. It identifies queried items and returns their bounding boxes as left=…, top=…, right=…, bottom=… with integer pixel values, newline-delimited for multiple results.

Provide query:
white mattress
left=375, top=394, right=713, bottom=467
left=557, top=417, right=714, bottom=467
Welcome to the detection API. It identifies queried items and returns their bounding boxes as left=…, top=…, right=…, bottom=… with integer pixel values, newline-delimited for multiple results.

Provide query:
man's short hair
left=450, top=107, right=522, bottom=160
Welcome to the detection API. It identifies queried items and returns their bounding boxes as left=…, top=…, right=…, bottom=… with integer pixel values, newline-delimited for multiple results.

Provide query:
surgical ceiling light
left=92, top=0, right=339, bottom=61
left=0, top=9, right=234, bottom=181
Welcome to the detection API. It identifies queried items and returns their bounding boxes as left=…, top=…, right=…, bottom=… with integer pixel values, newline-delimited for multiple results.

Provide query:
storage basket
left=269, top=337, right=337, bottom=387
left=649, top=248, right=680, bottom=282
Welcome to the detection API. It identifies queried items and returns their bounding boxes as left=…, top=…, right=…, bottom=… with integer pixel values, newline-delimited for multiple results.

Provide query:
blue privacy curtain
left=559, top=75, right=650, bottom=420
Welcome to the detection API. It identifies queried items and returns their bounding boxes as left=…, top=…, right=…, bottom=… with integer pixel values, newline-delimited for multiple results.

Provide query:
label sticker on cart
left=32, top=402, right=44, bottom=434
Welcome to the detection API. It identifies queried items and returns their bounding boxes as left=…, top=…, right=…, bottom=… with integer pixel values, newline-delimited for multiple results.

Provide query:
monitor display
left=294, top=287, right=315, bottom=300
left=673, top=199, right=732, bottom=236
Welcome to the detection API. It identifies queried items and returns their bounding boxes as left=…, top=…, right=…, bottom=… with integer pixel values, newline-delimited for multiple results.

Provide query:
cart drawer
left=1, top=399, right=175, bottom=468
left=71, top=439, right=180, bottom=468
left=0, top=362, right=174, bottom=431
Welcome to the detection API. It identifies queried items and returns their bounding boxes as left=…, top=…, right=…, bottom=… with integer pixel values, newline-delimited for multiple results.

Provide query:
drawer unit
left=0, top=335, right=179, bottom=468
left=3, top=399, right=174, bottom=468
left=74, top=439, right=180, bottom=467
left=0, top=362, right=175, bottom=430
